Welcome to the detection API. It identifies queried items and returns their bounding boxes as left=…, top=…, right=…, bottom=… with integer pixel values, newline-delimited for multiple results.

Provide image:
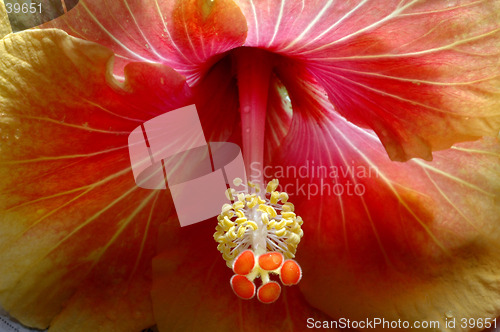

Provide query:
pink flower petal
left=271, top=62, right=500, bottom=324
left=235, top=0, right=500, bottom=160
left=42, top=0, right=248, bottom=83
left=5, top=0, right=498, bottom=328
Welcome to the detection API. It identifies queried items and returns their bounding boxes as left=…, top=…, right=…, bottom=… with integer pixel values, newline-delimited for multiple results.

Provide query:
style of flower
left=0, top=0, right=499, bottom=331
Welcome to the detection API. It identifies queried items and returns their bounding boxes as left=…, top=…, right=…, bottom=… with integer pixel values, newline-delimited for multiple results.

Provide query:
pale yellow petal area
left=0, top=28, right=189, bottom=331
left=0, top=0, right=12, bottom=38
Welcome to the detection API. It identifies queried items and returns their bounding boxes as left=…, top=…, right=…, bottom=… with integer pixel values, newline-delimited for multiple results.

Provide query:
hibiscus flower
left=0, top=0, right=499, bottom=331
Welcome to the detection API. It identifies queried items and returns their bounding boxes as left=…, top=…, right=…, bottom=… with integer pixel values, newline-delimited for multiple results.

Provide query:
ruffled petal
left=151, top=221, right=332, bottom=332
left=0, top=29, right=191, bottom=330
left=42, top=0, right=248, bottom=83
left=272, top=63, right=500, bottom=325
left=235, top=0, right=500, bottom=160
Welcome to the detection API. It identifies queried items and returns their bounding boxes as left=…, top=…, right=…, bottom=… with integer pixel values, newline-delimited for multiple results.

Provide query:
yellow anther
left=289, top=224, right=300, bottom=234
left=237, top=226, right=247, bottom=237
left=275, top=228, right=287, bottom=237
left=238, top=193, right=245, bottom=202
left=278, top=192, right=289, bottom=203
left=288, top=233, right=301, bottom=245
left=220, top=208, right=235, bottom=219
left=275, top=219, right=287, bottom=230
left=282, top=211, right=296, bottom=219
left=233, top=177, right=243, bottom=186
left=247, top=197, right=258, bottom=209
left=222, top=216, right=234, bottom=230
left=261, top=213, right=270, bottom=225
left=227, top=227, right=237, bottom=240
left=256, top=196, right=266, bottom=204
left=282, top=202, right=294, bottom=212
left=235, top=217, right=247, bottom=224
left=248, top=181, right=261, bottom=193
left=236, top=210, right=245, bottom=218
left=287, top=243, right=297, bottom=252
left=233, top=201, right=245, bottom=210
left=266, top=179, right=279, bottom=193
left=259, top=204, right=277, bottom=218
left=296, top=216, right=303, bottom=225
left=225, top=188, right=236, bottom=201
left=270, top=191, right=279, bottom=205
left=245, top=220, right=258, bottom=231
left=222, top=204, right=233, bottom=213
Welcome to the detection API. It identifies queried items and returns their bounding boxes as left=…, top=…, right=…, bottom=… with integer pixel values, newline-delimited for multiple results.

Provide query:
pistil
left=217, top=49, right=303, bottom=304
left=234, top=47, right=274, bottom=187
left=214, top=179, right=304, bottom=303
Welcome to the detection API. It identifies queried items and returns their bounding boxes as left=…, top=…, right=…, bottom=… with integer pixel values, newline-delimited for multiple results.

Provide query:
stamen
left=214, top=179, right=304, bottom=303
left=266, top=179, right=279, bottom=193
